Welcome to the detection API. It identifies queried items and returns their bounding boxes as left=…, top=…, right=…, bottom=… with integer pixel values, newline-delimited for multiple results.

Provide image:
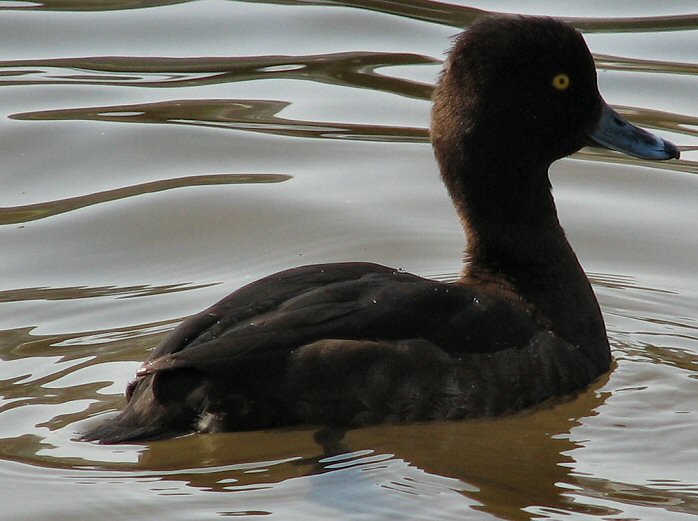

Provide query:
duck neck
left=446, top=158, right=609, bottom=360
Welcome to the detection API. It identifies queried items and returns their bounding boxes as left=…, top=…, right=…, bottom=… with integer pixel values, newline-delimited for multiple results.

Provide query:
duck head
left=432, top=16, right=679, bottom=225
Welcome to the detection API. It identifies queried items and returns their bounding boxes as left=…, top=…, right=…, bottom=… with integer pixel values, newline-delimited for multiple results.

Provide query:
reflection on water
left=0, top=52, right=437, bottom=97
left=0, top=173, right=290, bottom=224
left=5, top=0, right=698, bottom=33
left=3, top=52, right=693, bottom=172
left=1, top=1, right=697, bottom=520
left=12, top=98, right=430, bottom=143
left=0, top=0, right=190, bottom=11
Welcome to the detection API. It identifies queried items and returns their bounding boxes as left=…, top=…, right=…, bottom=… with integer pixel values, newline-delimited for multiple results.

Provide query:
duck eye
left=552, top=73, right=571, bottom=91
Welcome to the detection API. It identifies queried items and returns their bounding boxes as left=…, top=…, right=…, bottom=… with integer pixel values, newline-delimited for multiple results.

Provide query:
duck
left=81, top=15, right=679, bottom=444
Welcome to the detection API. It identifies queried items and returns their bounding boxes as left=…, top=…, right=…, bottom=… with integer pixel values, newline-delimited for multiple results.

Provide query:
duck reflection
left=131, top=381, right=609, bottom=520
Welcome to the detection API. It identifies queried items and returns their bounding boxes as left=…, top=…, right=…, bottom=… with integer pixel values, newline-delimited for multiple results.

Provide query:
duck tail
left=80, top=371, right=200, bottom=444
left=79, top=415, right=181, bottom=444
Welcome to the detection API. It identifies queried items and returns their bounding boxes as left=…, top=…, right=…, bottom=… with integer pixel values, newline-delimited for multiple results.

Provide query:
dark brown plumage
left=82, top=15, right=678, bottom=444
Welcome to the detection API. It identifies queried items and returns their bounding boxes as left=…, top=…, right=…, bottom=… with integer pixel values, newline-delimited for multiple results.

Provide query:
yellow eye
left=552, top=73, right=570, bottom=91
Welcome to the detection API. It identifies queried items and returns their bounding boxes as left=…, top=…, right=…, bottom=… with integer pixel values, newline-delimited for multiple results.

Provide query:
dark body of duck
left=82, top=16, right=679, bottom=443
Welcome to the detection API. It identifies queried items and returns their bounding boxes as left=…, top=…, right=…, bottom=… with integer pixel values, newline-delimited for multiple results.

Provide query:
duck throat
left=442, top=156, right=608, bottom=359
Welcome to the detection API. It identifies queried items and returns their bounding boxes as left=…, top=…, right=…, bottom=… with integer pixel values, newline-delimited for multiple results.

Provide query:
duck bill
left=587, top=102, right=679, bottom=160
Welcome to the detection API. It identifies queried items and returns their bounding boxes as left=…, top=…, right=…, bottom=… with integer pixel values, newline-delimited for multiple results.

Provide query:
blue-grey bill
left=588, top=102, right=680, bottom=160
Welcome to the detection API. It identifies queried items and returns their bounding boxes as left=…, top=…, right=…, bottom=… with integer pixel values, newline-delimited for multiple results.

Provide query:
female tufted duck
left=82, top=15, right=679, bottom=443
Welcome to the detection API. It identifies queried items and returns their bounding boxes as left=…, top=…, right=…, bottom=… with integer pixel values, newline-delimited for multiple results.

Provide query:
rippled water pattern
left=1, top=1, right=697, bottom=520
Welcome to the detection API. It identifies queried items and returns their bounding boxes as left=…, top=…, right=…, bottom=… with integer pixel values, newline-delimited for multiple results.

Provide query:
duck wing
left=148, top=262, right=399, bottom=360
left=138, top=262, right=541, bottom=377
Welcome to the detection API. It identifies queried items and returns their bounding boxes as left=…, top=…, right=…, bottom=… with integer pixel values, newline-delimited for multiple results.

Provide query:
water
left=1, top=1, right=697, bottom=520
